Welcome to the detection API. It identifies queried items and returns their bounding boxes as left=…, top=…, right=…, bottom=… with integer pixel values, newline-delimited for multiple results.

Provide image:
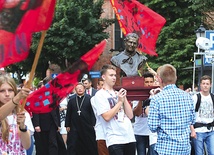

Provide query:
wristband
left=19, top=125, right=27, bottom=132
left=12, top=97, right=18, bottom=106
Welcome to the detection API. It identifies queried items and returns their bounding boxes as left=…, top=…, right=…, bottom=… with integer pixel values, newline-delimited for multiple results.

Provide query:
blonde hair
left=159, top=64, right=177, bottom=84
left=0, top=75, right=19, bottom=143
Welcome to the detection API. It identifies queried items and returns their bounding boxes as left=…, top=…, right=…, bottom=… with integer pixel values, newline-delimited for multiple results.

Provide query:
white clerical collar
left=77, top=94, right=84, bottom=98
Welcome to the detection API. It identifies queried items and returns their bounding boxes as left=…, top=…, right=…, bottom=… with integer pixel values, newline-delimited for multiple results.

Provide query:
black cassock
left=65, top=94, right=98, bottom=155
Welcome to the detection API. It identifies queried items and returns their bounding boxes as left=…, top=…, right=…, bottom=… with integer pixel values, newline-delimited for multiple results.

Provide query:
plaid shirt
left=148, top=84, right=195, bottom=155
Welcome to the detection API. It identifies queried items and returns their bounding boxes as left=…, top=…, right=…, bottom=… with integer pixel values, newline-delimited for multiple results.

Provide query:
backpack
left=195, top=93, right=214, bottom=112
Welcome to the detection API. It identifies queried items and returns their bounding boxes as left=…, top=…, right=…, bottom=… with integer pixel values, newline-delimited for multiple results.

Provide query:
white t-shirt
left=0, top=111, right=34, bottom=155
left=59, top=98, right=68, bottom=135
left=132, top=100, right=151, bottom=136
left=192, top=93, right=214, bottom=132
left=149, top=132, right=157, bottom=146
left=91, top=97, right=106, bottom=140
left=94, top=89, right=136, bottom=147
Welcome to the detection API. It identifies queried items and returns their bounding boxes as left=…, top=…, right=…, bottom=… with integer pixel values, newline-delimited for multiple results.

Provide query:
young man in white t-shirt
left=132, top=72, right=154, bottom=155
left=94, top=64, right=136, bottom=155
left=192, top=75, right=214, bottom=155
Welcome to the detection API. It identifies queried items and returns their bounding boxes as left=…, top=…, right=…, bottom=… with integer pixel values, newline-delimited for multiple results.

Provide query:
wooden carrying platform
left=114, top=77, right=157, bottom=101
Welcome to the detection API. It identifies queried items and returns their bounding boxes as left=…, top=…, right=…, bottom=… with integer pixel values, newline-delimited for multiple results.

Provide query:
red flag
left=0, top=0, right=56, bottom=67
left=0, top=0, right=4, bottom=11
left=25, top=40, right=107, bottom=113
left=110, top=0, right=166, bottom=56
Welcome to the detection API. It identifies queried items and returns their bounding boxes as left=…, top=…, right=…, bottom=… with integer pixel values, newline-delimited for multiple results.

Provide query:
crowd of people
left=1, top=32, right=214, bottom=155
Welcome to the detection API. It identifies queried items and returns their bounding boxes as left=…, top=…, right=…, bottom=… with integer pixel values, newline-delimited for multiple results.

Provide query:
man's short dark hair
left=98, top=78, right=104, bottom=83
left=82, top=78, right=92, bottom=83
left=143, top=71, right=154, bottom=79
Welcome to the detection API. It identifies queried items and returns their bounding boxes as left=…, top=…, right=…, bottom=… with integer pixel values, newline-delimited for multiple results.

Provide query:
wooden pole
left=21, top=30, right=47, bottom=111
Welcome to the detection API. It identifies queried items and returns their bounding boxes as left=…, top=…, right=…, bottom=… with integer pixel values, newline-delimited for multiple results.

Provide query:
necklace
left=76, top=95, right=85, bottom=116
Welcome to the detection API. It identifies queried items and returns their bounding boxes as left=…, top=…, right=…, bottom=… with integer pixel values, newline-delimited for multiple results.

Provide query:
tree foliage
left=7, top=0, right=114, bottom=82
left=190, top=0, right=214, bottom=29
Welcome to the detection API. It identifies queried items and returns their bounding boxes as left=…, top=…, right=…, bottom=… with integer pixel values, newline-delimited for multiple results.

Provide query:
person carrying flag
left=0, top=75, right=34, bottom=155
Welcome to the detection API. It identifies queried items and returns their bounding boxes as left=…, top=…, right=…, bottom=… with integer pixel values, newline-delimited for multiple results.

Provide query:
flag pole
left=21, top=30, right=47, bottom=111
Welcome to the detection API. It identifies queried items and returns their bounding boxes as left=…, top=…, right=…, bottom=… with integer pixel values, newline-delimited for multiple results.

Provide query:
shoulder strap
left=195, top=93, right=201, bottom=112
left=195, top=93, right=214, bottom=112
left=210, top=93, right=214, bottom=107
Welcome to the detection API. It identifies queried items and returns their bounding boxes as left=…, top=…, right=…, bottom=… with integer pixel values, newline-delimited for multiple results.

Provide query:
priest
left=65, top=82, right=98, bottom=155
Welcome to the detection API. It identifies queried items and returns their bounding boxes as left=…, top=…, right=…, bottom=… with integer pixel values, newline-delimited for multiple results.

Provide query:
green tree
left=139, top=0, right=214, bottom=88
left=7, top=0, right=114, bottom=82
left=190, top=0, right=214, bottom=29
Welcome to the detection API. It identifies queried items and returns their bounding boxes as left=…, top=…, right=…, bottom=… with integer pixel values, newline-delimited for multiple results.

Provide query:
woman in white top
left=0, top=75, right=33, bottom=155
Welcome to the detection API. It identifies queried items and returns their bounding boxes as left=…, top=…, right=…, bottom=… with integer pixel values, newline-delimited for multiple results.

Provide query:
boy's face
left=144, top=77, right=154, bottom=87
left=200, top=79, right=211, bottom=93
left=102, top=69, right=116, bottom=87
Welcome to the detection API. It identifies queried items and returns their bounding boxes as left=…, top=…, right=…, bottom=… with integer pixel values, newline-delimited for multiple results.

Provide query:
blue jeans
left=150, top=144, right=158, bottom=155
left=192, top=131, right=214, bottom=155
left=135, top=135, right=149, bottom=155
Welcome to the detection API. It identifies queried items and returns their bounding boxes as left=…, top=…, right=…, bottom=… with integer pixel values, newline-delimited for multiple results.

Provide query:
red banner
left=0, top=0, right=56, bottom=67
left=25, top=40, right=107, bottom=113
left=0, top=0, right=4, bottom=11
left=110, top=0, right=166, bottom=56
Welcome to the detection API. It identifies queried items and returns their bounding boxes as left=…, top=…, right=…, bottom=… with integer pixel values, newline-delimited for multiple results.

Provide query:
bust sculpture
left=111, top=33, right=147, bottom=77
